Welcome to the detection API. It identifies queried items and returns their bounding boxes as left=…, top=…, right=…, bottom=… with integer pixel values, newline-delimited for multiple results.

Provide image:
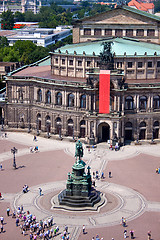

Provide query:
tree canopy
left=1, top=10, right=15, bottom=30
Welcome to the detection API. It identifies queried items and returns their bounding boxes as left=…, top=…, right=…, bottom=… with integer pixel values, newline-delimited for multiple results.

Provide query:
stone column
left=122, top=95, right=125, bottom=115
left=114, top=95, right=117, bottom=112
left=118, top=96, right=120, bottom=112
left=102, top=29, right=105, bottom=36
left=150, top=94, right=153, bottom=112
left=91, top=29, right=94, bottom=36
left=144, top=29, right=147, bottom=37
left=137, top=94, right=139, bottom=112
left=133, top=29, right=136, bottom=37
left=112, top=29, right=115, bottom=36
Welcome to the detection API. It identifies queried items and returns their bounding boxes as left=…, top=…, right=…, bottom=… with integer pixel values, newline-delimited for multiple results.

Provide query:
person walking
left=0, top=163, right=2, bottom=171
left=39, top=188, right=42, bottom=196
left=148, top=231, right=151, bottom=240
left=83, top=225, right=85, bottom=234
left=0, top=216, right=4, bottom=225
left=1, top=224, right=3, bottom=233
left=7, top=207, right=10, bottom=216
left=130, top=230, right=134, bottom=239
left=124, top=229, right=127, bottom=239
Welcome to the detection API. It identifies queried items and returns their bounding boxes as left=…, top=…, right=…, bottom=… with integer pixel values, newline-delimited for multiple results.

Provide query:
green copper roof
left=56, top=38, right=160, bottom=57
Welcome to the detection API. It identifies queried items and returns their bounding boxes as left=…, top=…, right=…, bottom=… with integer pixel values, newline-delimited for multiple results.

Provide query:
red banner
left=99, top=70, right=110, bottom=114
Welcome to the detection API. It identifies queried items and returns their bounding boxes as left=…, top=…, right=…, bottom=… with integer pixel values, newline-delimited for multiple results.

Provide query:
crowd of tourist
left=0, top=206, right=70, bottom=239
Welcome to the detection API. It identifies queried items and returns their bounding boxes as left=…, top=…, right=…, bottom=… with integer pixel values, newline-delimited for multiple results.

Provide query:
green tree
left=154, top=0, right=160, bottom=13
left=14, top=11, right=25, bottom=22
left=28, top=46, right=49, bottom=63
left=1, top=10, right=15, bottom=30
left=0, top=36, right=9, bottom=48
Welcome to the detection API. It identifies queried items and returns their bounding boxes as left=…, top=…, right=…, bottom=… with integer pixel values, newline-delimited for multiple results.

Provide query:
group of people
left=8, top=206, right=70, bottom=239
left=30, top=146, right=39, bottom=153
left=109, top=143, right=120, bottom=151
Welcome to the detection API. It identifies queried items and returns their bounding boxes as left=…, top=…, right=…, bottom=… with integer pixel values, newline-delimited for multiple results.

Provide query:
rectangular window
left=84, top=28, right=91, bottom=35
left=126, top=29, right=133, bottom=37
left=117, top=62, right=122, bottom=68
left=157, top=61, right=160, bottom=67
left=94, top=29, right=101, bottom=36
left=148, top=61, right=152, bottom=68
left=78, top=60, right=82, bottom=66
left=115, top=29, right=123, bottom=37
left=62, top=59, right=65, bottom=65
left=55, top=58, right=58, bottom=64
left=105, top=29, right=112, bottom=36
left=138, top=62, right=143, bottom=68
left=136, top=29, right=144, bottom=37
left=147, top=29, right=155, bottom=36
left=128, top=62, right=133, bottom=68
left=69, top=59, right=73, bottom=65
left=87, top=61, right=91, bottom=67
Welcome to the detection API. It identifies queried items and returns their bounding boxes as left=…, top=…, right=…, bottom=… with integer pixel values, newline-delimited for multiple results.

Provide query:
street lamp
left=11, top=147, right=17, bottom=169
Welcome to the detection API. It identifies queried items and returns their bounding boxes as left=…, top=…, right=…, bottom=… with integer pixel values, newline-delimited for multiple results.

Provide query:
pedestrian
left=101, top=172, right=104, bottom=179
left=156, top=168, right=158, bottom=173
left=39, top=188, right=42, bottom=196
left=158, top=168, right=160, bottom=174
left=148, top=231, right=151, bottom=240
left=109, top=171, right=112, bottom=178
left=65, top=225, right=68, bottom=232
left=83, top=225, right=85, bottom=234
left=0, top=216, right=4, bottom=225
left=124, top=229, right=127, bottom=238
left=30, top=146, right=34, bottom=153
left=0, top=163, right=2, bottom=170
left=130, top=230, right=134, bottom=239
left=16, top=217, right=19, bottom=227
left=93, top=172, right=95, bottom=179
left=33, top=135, right=37, bottom=141
left=1, top=224, right=3, bottom=233
left=7, top=207, right=10, bottom=216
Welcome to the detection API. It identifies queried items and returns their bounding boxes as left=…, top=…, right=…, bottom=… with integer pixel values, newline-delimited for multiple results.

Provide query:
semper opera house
left=4, top=6, right=160, bottom=144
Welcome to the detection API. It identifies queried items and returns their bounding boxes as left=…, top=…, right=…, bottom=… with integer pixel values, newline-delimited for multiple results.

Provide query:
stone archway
left=98, top=122, right=110, bottom=142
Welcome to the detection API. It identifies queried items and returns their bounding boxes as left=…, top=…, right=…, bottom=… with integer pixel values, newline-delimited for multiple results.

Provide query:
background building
left=2, top=6, right=160, bottom=145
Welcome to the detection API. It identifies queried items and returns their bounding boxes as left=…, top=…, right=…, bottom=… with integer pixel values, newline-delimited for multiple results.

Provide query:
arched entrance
left=98, top=122, right=110, bottom=142
left=153, top=121, right=159, bottom=139
left=125, top=122, right=133, bottom=141
left=139, top=121, right=146, bottom=140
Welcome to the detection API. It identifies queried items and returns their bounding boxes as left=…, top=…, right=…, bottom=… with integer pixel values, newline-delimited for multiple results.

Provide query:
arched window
left=80, top=95, right=86, bottom=108
left=139, top=96, right=147, bottom=110
left=68, top=93, right=74, bottom=107
left=46, top=90, right=51, bottom=104
left=139, top=121, right=146, bottom=128
left=37, top=89, right=42, bottom=102
left=56, top=92, right=62, bottom=105
left=153, top=96, right=160, bottom=109
left=125, top=122, right=132, bottom=128
left=153, top=121, right=159, bottom=127
left=125, top=96, right=134, bottom=110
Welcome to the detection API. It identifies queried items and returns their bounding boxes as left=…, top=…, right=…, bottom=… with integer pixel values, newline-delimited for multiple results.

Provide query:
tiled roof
left=11, top=65, right=86, bottom=83
left=128, top=0, right=154, bottom=11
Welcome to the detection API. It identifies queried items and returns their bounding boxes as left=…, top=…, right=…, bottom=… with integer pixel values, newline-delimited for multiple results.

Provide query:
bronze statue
left=75, top=139, right=83, bottom=161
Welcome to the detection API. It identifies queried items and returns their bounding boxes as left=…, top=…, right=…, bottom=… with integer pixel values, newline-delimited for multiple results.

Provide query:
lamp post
left=11, top=147, right=17, bottom=169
